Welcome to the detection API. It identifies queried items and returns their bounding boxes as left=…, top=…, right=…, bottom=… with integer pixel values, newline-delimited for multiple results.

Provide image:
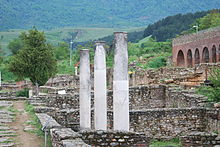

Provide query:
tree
left=197, top=9, right=220, bottom=30
left=54, top=42, right=69, bottom=60
left=143, top=11, right=208, bottom=41
left=8, top=38, right=23, bottom=54
left=8, top=29, right=57, bottom=94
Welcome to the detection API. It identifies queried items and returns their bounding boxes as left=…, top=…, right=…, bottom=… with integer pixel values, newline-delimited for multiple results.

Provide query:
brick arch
left=212, top=45, right=217, bottom=63
left=219, top=45, right=220, bottom=62
left=194, top=48, right=200, bottom=65
left=187, top=49, right=193, bottom=67
left=202, top=47, right=209, bottom=63
left=177, top=50, right=185, bottom=67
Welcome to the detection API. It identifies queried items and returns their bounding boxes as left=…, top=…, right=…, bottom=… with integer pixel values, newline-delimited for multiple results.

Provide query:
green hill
left=1, top=0, right=220, bottom=30
left=0, top=27, right=143, bottom=55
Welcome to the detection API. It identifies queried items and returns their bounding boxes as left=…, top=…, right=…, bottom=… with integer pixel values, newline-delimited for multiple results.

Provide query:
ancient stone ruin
left=3, top=29, right=219, bottom=146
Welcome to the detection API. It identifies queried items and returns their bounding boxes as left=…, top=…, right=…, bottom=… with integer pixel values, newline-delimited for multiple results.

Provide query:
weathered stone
left=113, top=32, right=129, bottom=131
left=94, top=41, right=107, bottom=131
left=79, top=49, right=91, bottom=130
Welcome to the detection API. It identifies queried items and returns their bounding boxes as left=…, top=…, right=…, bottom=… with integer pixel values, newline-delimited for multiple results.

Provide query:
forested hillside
left=1, top=0, right=220, bottom=30
left=97, top=11, right=210, bottom=43
left=143, top=11, right=209, bottom=41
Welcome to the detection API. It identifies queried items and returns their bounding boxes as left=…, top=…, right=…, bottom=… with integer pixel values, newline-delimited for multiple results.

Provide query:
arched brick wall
left=173, top=26, right=220, bottom=67
left=202, top=47, right=209, bottom=63
left=212, top=45, right=217, bottom=63
left=187, top=49, right=193, bottom=67
left=219, top=45, right=220, bottom=62
left=194, top=48, right=200, bottom=65
left=177, top=50, right=185, bottom=67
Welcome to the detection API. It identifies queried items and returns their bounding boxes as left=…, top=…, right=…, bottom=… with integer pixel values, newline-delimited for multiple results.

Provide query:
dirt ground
left=10, top=101, right=44, bottom=147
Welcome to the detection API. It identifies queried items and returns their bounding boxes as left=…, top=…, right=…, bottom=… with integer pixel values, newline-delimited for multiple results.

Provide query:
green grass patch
left=7, top=106, right=19, bottom=113
left=150, top=138, right=182, bottom=147
left=0, top=106, right=5, bottom=110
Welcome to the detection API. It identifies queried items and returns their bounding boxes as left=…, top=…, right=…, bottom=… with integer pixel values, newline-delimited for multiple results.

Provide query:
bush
left=197, top=68, right=220, bottom=102
left=147, top=56, right=167, bottom=68
left=16, top=88, right=29, bottom=97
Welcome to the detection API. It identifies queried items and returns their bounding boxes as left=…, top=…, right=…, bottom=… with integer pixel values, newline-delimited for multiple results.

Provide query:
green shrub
left=197, top=68, right=220, bottom=103
left=16, top=88, right=29, bottom=97
left=147, top=56, right=167, bottom=68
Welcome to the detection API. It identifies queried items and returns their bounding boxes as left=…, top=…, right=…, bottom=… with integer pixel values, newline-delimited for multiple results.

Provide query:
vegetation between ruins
left=150, top=138, right=181, bottom=147
left=197, top=68, right=220, bottom=103
left=24, top=101, right=52, bottom=147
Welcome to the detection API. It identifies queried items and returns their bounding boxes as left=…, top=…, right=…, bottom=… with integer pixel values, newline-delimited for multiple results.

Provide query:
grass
left=7, top=106, right=19, bottom=113
left=24, top=101, right=52, bottom=147
left=150, top=138, right=182, bottom=147
left=0, top=106, right=5, bottom=110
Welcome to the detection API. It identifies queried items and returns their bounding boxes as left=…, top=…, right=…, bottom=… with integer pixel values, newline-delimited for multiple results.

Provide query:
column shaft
left=80, top=49, right=91, bottom=130
left=113, top=32, right=129, bottom=131
left=94, top=41, right=107, bottom=130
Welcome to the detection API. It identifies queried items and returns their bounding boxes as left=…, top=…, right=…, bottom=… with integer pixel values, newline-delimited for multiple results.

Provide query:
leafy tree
left=143, top=11, right=208, bottom=41
left=8, top=38, right=23, bottom=54
left=8, top=29, right=57, bottom=94
left=54, top=42, right=69, bottom=60
left=197, top=9, right=220, bottom=30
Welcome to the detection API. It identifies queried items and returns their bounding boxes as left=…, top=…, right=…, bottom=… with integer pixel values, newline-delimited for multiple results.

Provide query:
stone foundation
left=80, top=130, right=151, bottom=146
left=50, top=128, right=151, bottom=147
left=181, top=132, right=220, bottom=147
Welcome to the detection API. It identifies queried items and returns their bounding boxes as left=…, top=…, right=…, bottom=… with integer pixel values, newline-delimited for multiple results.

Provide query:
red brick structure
left=172, top=26, right=220, bottom=67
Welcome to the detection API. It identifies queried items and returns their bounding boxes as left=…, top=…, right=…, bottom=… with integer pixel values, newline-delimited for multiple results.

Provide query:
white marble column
left=94, top=41, right=107, bottom=130
left=113, top=32, right=129, bottom=131
left=80, top=49, right=91, bottom=130
left=75, top=66, right=78, bottom=76
left=29, top=90, right=33, bottom=98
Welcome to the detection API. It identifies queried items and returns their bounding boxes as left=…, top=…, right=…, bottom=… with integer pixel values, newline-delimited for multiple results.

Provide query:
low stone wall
left=206, top=109, right=220, bottom=134
left=0, top=91, right=16, bottom=97
left=80, top=130, right=151, bottom=146
left=50, top=128, right=90, bottom=147
left=50, top=128, right=151, bottom=147
left=130, top=108, right=207, bottom=139
left=46, top=74, right=79, bottom=88
left=165, top=87, right=207, bottom=108
left=39, top=86, right=78, bottom=95
left=181, top=132, right=220, bottom=147
left=45, top=94, right=79, bottom=109
left=38, top=85, right=206, bottom=111
left=52, top=108, right=209, bottom=139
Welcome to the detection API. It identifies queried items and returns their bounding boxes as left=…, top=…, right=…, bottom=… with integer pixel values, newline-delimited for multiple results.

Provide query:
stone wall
left=0, top=91, right=16, bottom=97
left=45, top=63, right=220, bottom=89
left=50, top=128, right=151, bottom=147
left=80, top=130, right=150, bottom=146
left=130, top=108, right=206, bottom=139
left=39, top=85, right=206, bottom=111
left=46, top=74, right=79, bottom=88
left=1, top=81, right=32, bottom=91
left=50, top=108, right=212, bottom=139
left=50, top=128, right=90, bottom=147
left=165, top=86, right=207, bottom=108
left=206, top=109, right=220, bottom=134
left=181, top=132, right=220, bottom=147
